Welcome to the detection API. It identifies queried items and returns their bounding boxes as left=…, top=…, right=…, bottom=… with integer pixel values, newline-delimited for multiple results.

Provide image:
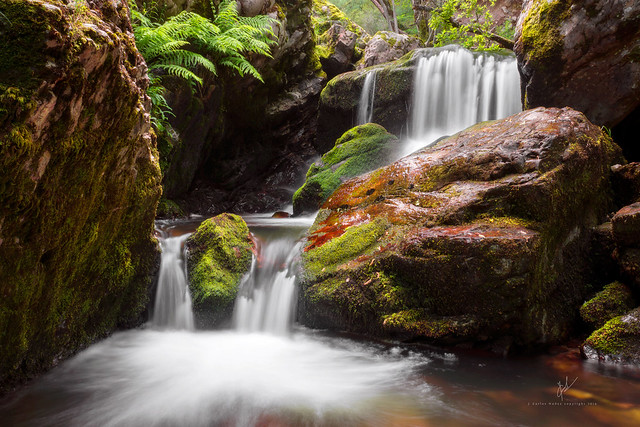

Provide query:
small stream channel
left=1, top=214, right=639, bottom=426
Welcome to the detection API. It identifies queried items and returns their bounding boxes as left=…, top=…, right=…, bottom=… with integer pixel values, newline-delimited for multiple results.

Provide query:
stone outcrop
left=580, top=282, right=635, bottom=330
left=514, top=0, right=640, bottom=129
left=358, top=31, right=421, bottom=69
left=298, top=107, right=622, bottom=351
left=293, top=123, right=399, bottom=215
left=0, top=0, right=162, bottom=391
left=186, top=214, right=255, bottom=328
left=583, top=307, right=640, bottom=365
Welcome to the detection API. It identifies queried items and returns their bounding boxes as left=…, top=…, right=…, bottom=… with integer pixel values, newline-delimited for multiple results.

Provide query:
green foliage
left=129, top=0, right=276, bottom=132
left=331, top=0, right=416, bottom=35
left=429, top=0, right=501, bottom=51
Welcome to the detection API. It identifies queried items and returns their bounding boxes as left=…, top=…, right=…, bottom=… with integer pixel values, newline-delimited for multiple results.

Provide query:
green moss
left=293, top=123, right=398, bottom=214
left=519, top=0, right=571, bottom=107
left=156, top=198, right=185, bottom=218
left=585, top=314, right=640, bottom=356
left=580, top=282, right=635, bottom=330
left=303, top=217, right=388, bottom=280
left=186, top=213, right=254, bottom=326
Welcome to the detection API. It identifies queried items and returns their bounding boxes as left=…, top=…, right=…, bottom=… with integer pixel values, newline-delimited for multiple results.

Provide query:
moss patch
left=585, top=308, right=640, bottom=362
left=580, top=282, right=636, bottom=330
left=293, top=123, right=398, bottom=214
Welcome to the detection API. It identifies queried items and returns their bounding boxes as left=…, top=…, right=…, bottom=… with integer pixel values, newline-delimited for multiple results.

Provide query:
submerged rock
left=186, top=214, right=254, bottom=328
left=514, top=0, right=640, bottom=128
left=580, top=282, right=636, bottom=331
left=293, top=123, right=399, bottom=215
left=583, top=307, right=640, bottom=365
left=0, top=0, right=162, bottom=390
left=298, top=107, right=623, bottom=351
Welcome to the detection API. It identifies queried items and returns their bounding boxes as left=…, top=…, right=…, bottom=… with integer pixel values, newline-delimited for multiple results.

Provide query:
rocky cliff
left=0, top=0, right=162, bottom=391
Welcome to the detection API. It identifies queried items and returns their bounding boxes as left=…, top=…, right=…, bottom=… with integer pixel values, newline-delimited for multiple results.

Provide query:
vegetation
left=331, top=0, right=417, bottom=35
left=423, top=0, right=514, bottom=50
left=128, top=0, right=276, bottom=132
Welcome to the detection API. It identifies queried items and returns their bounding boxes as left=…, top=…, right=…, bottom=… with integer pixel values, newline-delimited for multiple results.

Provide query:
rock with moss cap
left=312, top=0, right=369, bottom=78
left=298, top=107, right=623, bottom=352
left=583, top=307, right=640, bottom=365
left=0, top=0, right=162, bottom=391
left=580, top=282, right=636, bottom=330
left=358, top=31, right=421, bottom=69
left=514, top=0, right=640, bottom=129
left=186, top=214, right=255, bottom=328
left=293, top=124, right=399, bottom=215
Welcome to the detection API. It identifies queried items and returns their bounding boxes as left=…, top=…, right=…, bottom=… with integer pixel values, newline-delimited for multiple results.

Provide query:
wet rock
left=611, top=163, right=640, bottom=208
left=0, top=0, right=162, bottom=390
left=298, top=107, right=623, bottom=350
left=186, top=214, right=255, bottom=328
left=514, top=0, right=640, bottom=129
left=616, top=248, right=640, bottom=291
left=589, top=222, right=617, bottom=286
left=358, top=31, right=421, bottom=69
left=293, top=124, right=399, bottom=215
left=612, top=203, right=640, bottom=248
left=580, top=282, right=636, bottom=330
left=583, top=307, right=640, bottom=365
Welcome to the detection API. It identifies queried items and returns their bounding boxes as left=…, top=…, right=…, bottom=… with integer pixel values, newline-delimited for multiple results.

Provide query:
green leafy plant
left=129, top=0, right=276, bottom=132
left=427, top=0, right=513, bottom=51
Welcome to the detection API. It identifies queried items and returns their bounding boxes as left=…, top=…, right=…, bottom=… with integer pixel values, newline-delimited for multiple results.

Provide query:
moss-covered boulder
left=514, top=0, right=640, bottom=129
left=293, top=124, right=398, bottom=215
left=186, top=214, right=255, bottom=327
left=580, top=282, right=636, bottom=330
left=312, top=0, right=369, bottom=79
left=583, top=307, right=640, bottom=365
left=0, top=0, right=162, bottom=391
left=298, top=107, right=623, bottom=351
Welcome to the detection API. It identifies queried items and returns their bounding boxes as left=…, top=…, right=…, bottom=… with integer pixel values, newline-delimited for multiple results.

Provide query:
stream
left=1, top=214, right=639, bottom=426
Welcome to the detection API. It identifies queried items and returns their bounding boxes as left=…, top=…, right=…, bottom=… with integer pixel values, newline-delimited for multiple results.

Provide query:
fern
left=128, top=0, right=277, bottom=132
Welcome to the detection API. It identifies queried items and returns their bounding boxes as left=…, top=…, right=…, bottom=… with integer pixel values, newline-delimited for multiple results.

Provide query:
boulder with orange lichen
left=297, top=107, right=623, bottom=352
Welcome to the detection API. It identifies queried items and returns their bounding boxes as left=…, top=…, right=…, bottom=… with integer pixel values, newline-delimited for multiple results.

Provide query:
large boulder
left=514, top=0, right=640, bottom=129
left=0, top=0, right=162, bottom=390
left=298, top=107, right=623, bottom=351
left=186, top=214, right=255, bottom=328
left=293, top=123, right=399, bottom=215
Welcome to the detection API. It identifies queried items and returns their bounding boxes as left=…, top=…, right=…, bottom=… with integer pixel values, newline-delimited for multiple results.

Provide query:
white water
left=357, top=70, right=377, bottom=125
left=403, top=45, right=520, bottom=156
left=152, top=232, right=195, bottom=330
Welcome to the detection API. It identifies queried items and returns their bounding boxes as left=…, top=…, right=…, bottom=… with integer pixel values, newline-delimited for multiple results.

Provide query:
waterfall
left=233, top=237, right=302, bottom=335
left=357, top=70, right=377, bottom=125
left=152, top=233, right=195, bottom=330
left=405, top=45, right=520, bottom=156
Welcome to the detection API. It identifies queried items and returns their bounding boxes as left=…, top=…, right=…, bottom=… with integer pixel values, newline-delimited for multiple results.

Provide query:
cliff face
left=0, top=0, right=162, bottom=391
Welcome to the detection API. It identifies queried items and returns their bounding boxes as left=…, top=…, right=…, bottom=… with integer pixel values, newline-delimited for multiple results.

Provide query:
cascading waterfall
left=233, top=238, right=302, bottom=335
left=404, top=45, right=520, bottom=156
left=152, top=232, right=195, bottom=330
left=357, top=70, right=377, bottom=125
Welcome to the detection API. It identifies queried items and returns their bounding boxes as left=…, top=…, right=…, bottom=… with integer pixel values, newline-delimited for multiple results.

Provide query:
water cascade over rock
left=406, top=46, right=521, bottom=156
left=153, top=232, right=195, bottom=330
left=357, top=70, right=377, bottom=125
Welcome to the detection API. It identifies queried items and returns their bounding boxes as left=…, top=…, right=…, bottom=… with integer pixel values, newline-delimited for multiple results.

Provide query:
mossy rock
left=292, top=123, right=399, bottom=215
left=299, top=107, right=624, bottom=351
left=580, top=282, right=636, bottom=330
left=185, top=213, right=254, bottom=328
left=0, top=0, right=162, bottom=391
left=156, top=198, right=186, bottom=219
left=583, top=307, right=640, bottom=365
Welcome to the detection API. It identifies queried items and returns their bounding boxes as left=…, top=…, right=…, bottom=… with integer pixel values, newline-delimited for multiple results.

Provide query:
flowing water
left=357, top=70, right=377, bottom=126
left=1, top=215, right=640, bottom=426
left=403, top=45, right=521, bottom=156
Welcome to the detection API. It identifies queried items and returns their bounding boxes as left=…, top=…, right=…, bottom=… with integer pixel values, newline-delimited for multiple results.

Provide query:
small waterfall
left=152, top=233, right=195, bottom=330
left=233, top=237, right=302, bottom=335
left=405, top=46, right=520, bottom=156
left=357, top=70, right=377, bottom=125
